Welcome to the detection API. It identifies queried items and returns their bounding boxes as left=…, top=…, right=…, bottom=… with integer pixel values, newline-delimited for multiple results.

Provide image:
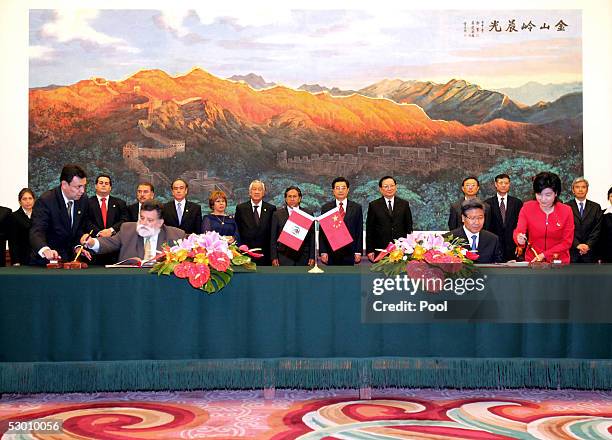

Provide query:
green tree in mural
left=478, top=158, right=562, bottom=202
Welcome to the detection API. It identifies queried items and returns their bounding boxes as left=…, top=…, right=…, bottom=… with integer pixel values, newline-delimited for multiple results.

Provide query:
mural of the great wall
left=29, top=10, right=582, bottom=229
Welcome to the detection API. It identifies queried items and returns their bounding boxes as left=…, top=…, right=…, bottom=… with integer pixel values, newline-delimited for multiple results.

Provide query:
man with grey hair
left=235, top=180, right=276, bottom=265
left=567, top=177, right=602, bottom=263
left=446, top=198, right=502, bottom=264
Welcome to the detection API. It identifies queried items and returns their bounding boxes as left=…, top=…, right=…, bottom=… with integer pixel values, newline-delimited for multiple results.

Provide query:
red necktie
left=101, top=197, right=108, bottom=228
left=339, top=201, right=345, bottom=218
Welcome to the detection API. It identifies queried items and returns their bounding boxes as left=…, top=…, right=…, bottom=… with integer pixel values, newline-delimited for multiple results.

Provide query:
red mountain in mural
left=29, top=67, right=572, bottom=156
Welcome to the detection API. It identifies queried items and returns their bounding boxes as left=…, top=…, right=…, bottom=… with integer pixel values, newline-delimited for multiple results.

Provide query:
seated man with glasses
left=447, top=198, right=503, bottom=264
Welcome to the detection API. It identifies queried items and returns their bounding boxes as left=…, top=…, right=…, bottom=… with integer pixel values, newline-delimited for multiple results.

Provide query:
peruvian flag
left=278, top=208, right=315, bottom=251
left=317, top=207, right=353, bottom=251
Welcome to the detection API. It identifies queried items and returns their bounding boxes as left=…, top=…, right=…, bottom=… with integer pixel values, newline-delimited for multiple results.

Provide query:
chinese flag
left=318, top=206, right=353, bottom=251
left=278, top=208, right=315, bottom=251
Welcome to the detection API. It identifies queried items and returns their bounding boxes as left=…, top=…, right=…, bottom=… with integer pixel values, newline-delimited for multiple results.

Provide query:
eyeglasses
left=381, top=184, right=396, bottom=189
left=464, top=215, right=485, bottom=221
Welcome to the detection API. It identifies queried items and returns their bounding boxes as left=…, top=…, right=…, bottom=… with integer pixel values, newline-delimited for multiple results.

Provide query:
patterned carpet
left=1, top=388, right=611, bottom=439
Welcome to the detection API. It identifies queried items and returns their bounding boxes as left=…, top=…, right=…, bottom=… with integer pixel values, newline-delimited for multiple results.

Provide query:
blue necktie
left=471, top=234, right=477, bottom=251
left=579, top=202, right=584, bottom=218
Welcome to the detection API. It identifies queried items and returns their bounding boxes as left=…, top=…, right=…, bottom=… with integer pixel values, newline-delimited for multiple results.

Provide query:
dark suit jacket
left=8, top=208, right=32, bottom=265
left=567, top=199, right=603, bottom=263
left=29, top=186, right=90, bottom=264
left=127, top=203, right=140, bottom=222
left=235, top=200, right=276, bottom=265
left=162, top=200, right=203, bottom=235
left=598, top=211, right=612, bottom=263
left=484, top=194, right=523, bottom=262
left=0, top=206, right=11, bottom=266
left=87, top=195, right=128, bottom=234
left=270, top=207, right=315, bottom=265
left=86, top=195, right=128, bottom=265
left=366, top=196, right=413, bottom=255
left=449, top=227, right=503, bottom=264
left=96, top=222, right=185, bottom=262
left=448, top=198, right=491, bottom=231
left=319, top=199, right=363, bottom=264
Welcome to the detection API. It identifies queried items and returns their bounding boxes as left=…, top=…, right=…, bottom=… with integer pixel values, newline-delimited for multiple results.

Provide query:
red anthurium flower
left=173, top=261, right=194, bottom=279
left=374, top=243, right=396, bottom=262
left=209, top=251, right=231, bottom=272
left=465, top=251, right=480, bottom=261
left=188, top=263, right=210, bottom=288
left=238, top=245, right=264, bottom=258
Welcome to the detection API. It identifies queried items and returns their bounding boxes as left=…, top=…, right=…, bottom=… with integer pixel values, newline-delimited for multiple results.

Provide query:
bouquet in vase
left=150, top=231, right=261, bottom=294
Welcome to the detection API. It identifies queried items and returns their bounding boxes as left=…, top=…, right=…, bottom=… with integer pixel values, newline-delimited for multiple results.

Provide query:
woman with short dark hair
left=202, top=190, right=239, bottom=244
left=513, top=172, right=574, bottom=263
left=9, top=188, right=36, bottom=265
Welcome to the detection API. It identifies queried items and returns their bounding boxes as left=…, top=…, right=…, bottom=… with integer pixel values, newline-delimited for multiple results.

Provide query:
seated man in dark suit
left=127, top=182, right=155, bottom=222
left=448, top=198, right=503, bottom=264
left=234, top=180, right=276, bottom=265
left=568, top=177, right=602, bottom=263
left=448, top=176, right=491, bottom=231
left=30, top=164, right=90, bottom=265
left=162, top=179, right=202, bottom=235
left=320, top=177, right=363, bottom=265
left=87, top=174, right=128, bottom=265
left=484, top=174, right=523, bottom=262
left=82, top=200, right=185, bottom=263
left=366, top=176, right=413, bottom=262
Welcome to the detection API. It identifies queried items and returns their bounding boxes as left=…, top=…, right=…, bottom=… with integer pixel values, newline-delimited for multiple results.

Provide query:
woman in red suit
left=514, top=172, right=574, bottom=263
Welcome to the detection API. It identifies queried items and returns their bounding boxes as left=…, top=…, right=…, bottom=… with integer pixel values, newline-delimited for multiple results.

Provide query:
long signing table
left=0, top=265, right=611, bottom=393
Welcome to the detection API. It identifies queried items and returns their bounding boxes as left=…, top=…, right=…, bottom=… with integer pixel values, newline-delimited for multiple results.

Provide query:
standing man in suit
left=0, top=205, right=11, bottom=266
left=366, top=176, right=413, bottom=262
left=235, top=180, right=276, bottom=265
left=448, top=199, right=503, bottom=264
left=448, top=176, right=491, bottom=231
left=83, top=200, right=185, bottom=262
left=270, top=186, right=315, bottom=266
left=320, top=177, right=363, bottom=265
left=30, top=164, right=90, bottom=264
left=127, top=182, right=155, bottom=222
left=568, top=177, right=602, bottom=263
left=87, top=174, right=128, bottom=265
left=484, top=174, right=523, bottom=262
left=162, top=179, right=202, bottom=235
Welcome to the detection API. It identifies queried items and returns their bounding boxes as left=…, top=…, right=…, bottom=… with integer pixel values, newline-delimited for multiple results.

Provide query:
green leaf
left=231, top=255, right=251, bottom=266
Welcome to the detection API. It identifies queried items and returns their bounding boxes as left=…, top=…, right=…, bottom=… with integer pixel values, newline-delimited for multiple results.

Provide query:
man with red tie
left=87, top=174, right=128, bottom=265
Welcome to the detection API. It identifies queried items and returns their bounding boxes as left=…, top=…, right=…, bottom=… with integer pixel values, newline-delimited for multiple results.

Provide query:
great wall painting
left=29, top=9, right=582, bottom=229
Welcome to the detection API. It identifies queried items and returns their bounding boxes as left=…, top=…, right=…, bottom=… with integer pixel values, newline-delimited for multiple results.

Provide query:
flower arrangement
left=150, top=231, right=261, bottom=293
left=370, top=232, right=479, bottom=291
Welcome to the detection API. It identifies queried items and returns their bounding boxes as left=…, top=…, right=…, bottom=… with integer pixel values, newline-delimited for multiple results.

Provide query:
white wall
left=1, top=0, right=610, bottom=209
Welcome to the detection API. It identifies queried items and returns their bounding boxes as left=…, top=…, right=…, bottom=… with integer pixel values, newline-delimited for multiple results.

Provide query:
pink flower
left=188, top=263, right=210, bottom=288
left=196, top=231, right=230, bottom=255
left=238, top=245, right=264, bottom=258
left=465, top=251, right=480, bottom=261
left=209, top=251, right=231, bottom=272
left=374, top=242, right=396, bottom=262
left=173, top=261, right=194, bottom=279
left=406, top=260, right=445, bottom=293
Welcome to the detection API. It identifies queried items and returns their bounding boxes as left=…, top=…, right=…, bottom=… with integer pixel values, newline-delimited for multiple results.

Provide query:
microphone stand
left=308, top=219, right=324, bottom=273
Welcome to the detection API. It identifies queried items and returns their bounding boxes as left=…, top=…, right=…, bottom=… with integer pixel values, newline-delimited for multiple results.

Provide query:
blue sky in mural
left=29, top=9, right=581, bottom=90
